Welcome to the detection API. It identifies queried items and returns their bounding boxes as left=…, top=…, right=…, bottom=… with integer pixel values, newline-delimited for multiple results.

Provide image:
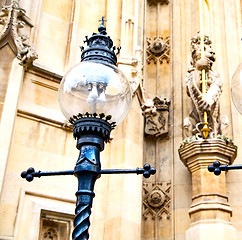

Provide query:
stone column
left=179, top=139, right=237, bottom=240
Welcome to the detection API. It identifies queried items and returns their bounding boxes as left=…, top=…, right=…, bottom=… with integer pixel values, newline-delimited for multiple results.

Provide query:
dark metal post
left=71, top=115, right=111, bottom=239
left=72, top=146, right=100, bottom=240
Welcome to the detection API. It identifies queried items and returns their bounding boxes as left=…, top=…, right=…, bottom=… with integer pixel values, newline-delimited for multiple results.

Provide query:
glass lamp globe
left=58, top=61, right=132, bottom=125
left=231, top=62, right=242, bottom=114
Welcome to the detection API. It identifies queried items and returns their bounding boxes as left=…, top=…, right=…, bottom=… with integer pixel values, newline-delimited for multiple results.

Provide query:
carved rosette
left=142, top=97, right=170, bottom=137
left=0, top=0, right=38, bottom=66
left=143, top=182, right=171, bottom=220
left=146, top=36, right=170, bottom=64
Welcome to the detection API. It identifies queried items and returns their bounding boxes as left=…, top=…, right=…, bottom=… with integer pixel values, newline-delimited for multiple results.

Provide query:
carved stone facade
left=143, top=182, right=171, bottom=220
left=142, top=97, right=170, bottom=137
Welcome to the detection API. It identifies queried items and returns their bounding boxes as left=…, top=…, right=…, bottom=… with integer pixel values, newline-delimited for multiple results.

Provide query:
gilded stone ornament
left=184, top=34, right=225, bottom=139
left=0, top=0, right=38, bottom=66
left=143, top=182, right=171, bottom=220
left=142, top=97, right=170, bottom=137
left=146, top=36, right=170, bottom=64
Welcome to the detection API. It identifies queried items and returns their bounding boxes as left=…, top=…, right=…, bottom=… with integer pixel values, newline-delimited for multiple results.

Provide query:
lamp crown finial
left=80, top=17, right=120, bottom=65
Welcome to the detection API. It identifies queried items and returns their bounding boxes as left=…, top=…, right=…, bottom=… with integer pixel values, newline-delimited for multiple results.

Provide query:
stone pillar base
left=186, top=221, right=237, bottom=240
left=179, top=139, right=237, bottom=240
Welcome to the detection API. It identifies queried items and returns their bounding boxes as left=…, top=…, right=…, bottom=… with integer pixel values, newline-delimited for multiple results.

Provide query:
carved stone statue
left=185, top=34, right=224, bottom=138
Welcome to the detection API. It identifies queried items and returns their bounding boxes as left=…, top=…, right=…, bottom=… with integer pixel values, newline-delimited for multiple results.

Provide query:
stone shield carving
left=142, top=97, right=170, bottom=137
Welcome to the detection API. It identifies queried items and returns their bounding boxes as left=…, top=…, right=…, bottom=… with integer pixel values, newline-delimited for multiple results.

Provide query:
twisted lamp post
left=21, top=17, right=156, bottom=240
left=208, top=62, right=242, bottom=176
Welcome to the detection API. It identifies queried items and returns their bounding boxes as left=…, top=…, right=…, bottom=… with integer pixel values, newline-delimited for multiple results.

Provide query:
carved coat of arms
left=142, top=97, right=170, bottom=137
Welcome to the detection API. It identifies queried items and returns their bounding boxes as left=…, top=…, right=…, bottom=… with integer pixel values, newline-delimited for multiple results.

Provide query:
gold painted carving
left=184, top=34, right=226, bottom=139
left=143, top=181, right=171, bottom=220
left=142, top=97, right=170, bottom=137
left=0, top=0, right=38, bottom=66
left=146, top=36, right=170, bottom=64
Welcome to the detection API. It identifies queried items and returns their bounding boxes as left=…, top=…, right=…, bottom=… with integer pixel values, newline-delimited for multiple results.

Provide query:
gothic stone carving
left=0, top=0, right=38, bottom=66
left=146, top=36, right=170, bottom=64
left=147, top=0, right=169, bottom=6
left=184, top=34, right=227, bottom=139
left=143, top=181, right=171, bottom=220
left=142, top=97, right=170, bottom=137
left=43, top=228, right=58, bottom=240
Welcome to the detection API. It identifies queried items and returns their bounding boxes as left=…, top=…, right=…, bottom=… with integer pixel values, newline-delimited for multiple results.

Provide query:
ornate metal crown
left=80, top=17, right=120, bottom=66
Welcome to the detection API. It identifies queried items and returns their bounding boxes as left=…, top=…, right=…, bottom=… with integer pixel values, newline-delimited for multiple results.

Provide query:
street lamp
left=208, top=62, right=242, bottom=175
left=21, top=17, right=156, bottom=240
left=231, top=62, right=242, bottom=115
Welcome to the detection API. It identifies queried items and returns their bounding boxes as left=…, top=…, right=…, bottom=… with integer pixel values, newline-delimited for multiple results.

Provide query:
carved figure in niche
left=43, top=228, right=58, bottom=240
left=185, top=34, right=225, bottom=138
left=142, top=97, right=170, bottom=137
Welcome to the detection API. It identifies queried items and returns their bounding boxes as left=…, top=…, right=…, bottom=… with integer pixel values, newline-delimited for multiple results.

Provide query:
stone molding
left=179, top=139, right=237, bottom=172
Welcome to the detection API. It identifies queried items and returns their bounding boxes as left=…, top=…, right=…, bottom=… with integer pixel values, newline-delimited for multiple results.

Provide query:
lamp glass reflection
left=58, top=61, right=132, bottom=125
left=231, top=62, right=242, bottom=114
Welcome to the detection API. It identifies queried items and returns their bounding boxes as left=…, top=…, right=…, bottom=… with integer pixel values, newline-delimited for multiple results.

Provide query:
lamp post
left=208, top=62, right=242, bottom=175
left=21, top=18, right=156, bottom=240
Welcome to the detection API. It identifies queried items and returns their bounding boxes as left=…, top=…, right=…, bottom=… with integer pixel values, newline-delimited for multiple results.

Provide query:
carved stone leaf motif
left=0, top=0, right=38, bottom=66
left=142, top=97, right=170, bottom=137
left=143, top=181, right=171, bottom=220
left=146, top=36, right=170, bottom=64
